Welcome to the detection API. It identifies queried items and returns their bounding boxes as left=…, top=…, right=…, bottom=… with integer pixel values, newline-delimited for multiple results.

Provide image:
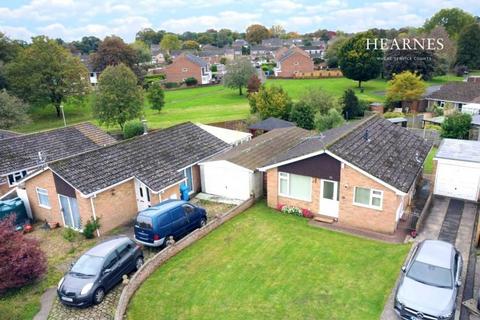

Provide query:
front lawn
left=127, top=202, right=409, bottom=320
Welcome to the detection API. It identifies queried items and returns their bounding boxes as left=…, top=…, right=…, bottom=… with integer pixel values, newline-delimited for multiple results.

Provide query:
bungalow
left=0, top=123, right=116, bottom=197
left=259, top=116, right=432, bottom=234
left=164, top=53, right=212, bottom=85
left=17, top=122, right=229, bottom=234
left=425, top=82, right=480, bottom=112
left=273, top=47, right=314, bottom=78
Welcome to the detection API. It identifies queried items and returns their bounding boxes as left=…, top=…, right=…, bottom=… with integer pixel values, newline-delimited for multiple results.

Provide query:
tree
left=5, top=36, right=90, bottom=117
left=223, top=57, right=256, bottom=95
left=0, top=216, right=47, bottom=293
left=290, top=101, right=315, bottom=130
left=340, top=89, right=364, bottom=119
left=91, top=36, right=137, bottom=72
left=324, top=36, right=349, bottom=68
left=427, top=26, right=456, bottom=72
left=456, top=23, right=480, bottom=70
left=93, top=64, right=144, bottom=130
left=315, top=109, right=345, bottom=132
left=136, top=28, right=164, bottom=46
left=245, top=24, right=270, bottom=44
left=72, top=36, right=101, bottom=54
left=299, top=87, right=342, bottom=115
left=441, top=113, right=472, bottom=139
left=383, top=41, right=437, bottom=80
left=0, top=33, right=21, bottom=89
left=386, top=71, right=426, bottom=112
left=338, top=32, right=383, bottom=88
left=182, top=40, right=200, bottom=50
left=147, top=82, right=165, bottom=112
left=247, top=74, right=261, bottom=95
left=270, top=25, right=286, bottom=38
left=249, top=85, right=292, bottom=120
left=160, top=34, right=181, bottom=53
left=0, top=90, right=30, bottom=129
left=423, top=8, right=476, bottom=40
left=130, top=40, right=151, bottom=64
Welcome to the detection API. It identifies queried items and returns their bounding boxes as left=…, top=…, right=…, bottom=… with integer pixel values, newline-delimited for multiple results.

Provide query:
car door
left=101, top=251, right=119, bottom=290
left=182, top=204, right=196, bottom=233
left=116, top=241, right=135, bottom=275
left=169, top=207, right=188, bottom=239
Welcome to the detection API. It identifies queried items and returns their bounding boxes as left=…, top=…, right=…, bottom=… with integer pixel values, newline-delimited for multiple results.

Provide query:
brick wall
left=277, top=53, right=314, bottom=78
left=0, top=181, right=10, bottom=196
left=24, top=169, right=60, bottom=223
left=164, top=56, right=202, bottom=83
left=159, top=182, right=181, bottom=201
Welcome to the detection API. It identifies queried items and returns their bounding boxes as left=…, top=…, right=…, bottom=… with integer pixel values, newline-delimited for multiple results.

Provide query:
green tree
left=71, top=36, right=101, bottom=54
left=0, top=90, right=30, bottom=129
left=93, top=64, right=144, bottom=130
left=5, top=36, right=90, bottom=117
left=147, top=82, right=165, bottom=112
left=456, top=23, right=480, bottom=69
left=386, top=71, right=426, bottom=112
left=423, top=8, right=476, bottom=40
left=441, top=113, right=472, bottom=139
left=223, top=57, right=256, bottom=95
left=315, top=109, right=345, bottom=132
left=130, top=40, right=151, bottom=64
left=324, top=35, right=348, bottom=68
left=0, top=33, right=21, bottom=89
left=160, top=34, right=181, bottom=53
left=299, top=87, right=342, bottom=115
left=383, top=42, right=437, bottom=80
left=249, top=85, right=292, bottom=120
left=340, top=89, right=364, bottom=119
left=91, top=36, right=138, bottom=72
left=338, top=32, right=383, bottom=88
left=290, top=101, right=315, bottom=130
left=269, top=25, right=286, bottom=38
left=136, top=28, right=164, bottom=46
left=182, top=40, right=200, bottom=50
left=245, top=24, right=270, bottom=44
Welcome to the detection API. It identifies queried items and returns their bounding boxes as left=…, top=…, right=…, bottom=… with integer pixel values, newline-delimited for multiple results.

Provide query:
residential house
left=200, top=127, right=311, bottom=200
left=232, top=39, right=249, bottom=56
left=164, top=53, right=212, bottom=85
left=17, top=122, right=229, bottom=234
left=79, top=54, right=99, bottom=86
left=248, top=117, right=296, bottom=136
left=0, top=123, right=116, bottom=197
left=425, top=82, right=480, bottom=112
left=259, top=116, right=432, bottom=235
left=250, top=45, right=276, bottom=59
left=150, top=44, right=165, bottom=64
left=273, top=47, right=314, bottom=77
left=300, top=44, right=325, bottom=59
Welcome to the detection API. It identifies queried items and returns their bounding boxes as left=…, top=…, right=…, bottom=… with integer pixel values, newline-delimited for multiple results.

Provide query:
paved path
left=33, top=288, right=56, bottom=320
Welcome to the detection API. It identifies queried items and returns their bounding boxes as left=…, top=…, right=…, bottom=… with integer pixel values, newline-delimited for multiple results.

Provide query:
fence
left=293, top=69, right=343, bottom=79
left=114, top=197, right=255, bottom=320
left=407, top=128, right=441, bottom=146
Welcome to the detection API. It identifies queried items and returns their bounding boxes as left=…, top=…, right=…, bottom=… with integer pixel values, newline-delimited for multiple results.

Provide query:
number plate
left=61, top=296, right=73, bottom=302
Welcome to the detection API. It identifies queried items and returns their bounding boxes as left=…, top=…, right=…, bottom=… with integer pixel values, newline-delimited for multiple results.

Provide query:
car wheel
left=135, top=256, right=144, bottom=271
left=199, top=218, right=207, bottom=228
left=93, top=287, right=105, bottom=305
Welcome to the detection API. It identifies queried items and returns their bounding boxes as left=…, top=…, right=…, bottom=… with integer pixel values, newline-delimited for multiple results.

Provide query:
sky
left=0, top=0, right=479, bottom=42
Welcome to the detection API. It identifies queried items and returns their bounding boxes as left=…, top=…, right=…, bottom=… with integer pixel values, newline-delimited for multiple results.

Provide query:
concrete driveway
left=381, top=196, right=478, bottom=320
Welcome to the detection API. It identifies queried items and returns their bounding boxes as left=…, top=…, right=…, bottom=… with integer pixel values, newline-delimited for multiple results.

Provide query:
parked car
left=394, top=240, right=462, bottom=320
left=57, top=237, right=143, bottom=307
left=134, top=200, right=207, bottom=247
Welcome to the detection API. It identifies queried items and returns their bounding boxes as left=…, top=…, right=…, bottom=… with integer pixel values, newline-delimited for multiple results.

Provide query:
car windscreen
left=71, top=254, right=104, bottom=276
left=136, top=215, right=153, bottom=230
left=406, top=261, right=452, bottom=288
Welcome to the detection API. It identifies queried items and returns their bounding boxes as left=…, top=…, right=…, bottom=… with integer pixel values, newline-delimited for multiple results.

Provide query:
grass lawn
left=127, top=202, right=409, bottom=320
left=424, top=146, right=438, bottom=174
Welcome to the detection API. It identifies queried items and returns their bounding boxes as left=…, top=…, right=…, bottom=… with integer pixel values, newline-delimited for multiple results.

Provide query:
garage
left=434, top=139, right=480, bottom=201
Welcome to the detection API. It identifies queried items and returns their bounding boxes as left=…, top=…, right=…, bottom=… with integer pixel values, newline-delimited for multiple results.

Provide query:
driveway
left=381, top=196, right=478, bottom=320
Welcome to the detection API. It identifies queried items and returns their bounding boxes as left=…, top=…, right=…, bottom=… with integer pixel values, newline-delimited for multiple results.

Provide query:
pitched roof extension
left=248, top=117, right=295, bottom=131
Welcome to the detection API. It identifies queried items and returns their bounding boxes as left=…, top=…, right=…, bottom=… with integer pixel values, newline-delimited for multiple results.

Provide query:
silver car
left=394, top=240, right=462, bottom=320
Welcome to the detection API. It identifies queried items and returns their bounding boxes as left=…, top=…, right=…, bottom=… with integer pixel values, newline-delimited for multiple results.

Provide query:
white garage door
left=201, top=162, right=251, bottom=200
left=435, top=161, right=480, bottom=201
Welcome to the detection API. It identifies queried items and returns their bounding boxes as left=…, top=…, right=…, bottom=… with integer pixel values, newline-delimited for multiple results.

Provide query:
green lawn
left=127, top=203, right=409, bottom=320
left=424, top=147, right=438, bottom=174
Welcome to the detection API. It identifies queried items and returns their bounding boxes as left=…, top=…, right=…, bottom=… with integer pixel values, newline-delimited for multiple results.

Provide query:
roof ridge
left=325, top=114, right=378, bottom=148
left=0, top=121, right=98, bottom=140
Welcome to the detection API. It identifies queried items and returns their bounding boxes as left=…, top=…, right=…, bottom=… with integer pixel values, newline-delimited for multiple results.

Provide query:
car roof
left=138, top=199, right=188, bottom=217
left=415, top=240, right=454, bottom=269
left=85, top=236, right=131, bottom=257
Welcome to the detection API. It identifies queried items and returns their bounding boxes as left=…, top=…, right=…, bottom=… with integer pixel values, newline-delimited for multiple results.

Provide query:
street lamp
left=60, top=104, right=66, bottom=127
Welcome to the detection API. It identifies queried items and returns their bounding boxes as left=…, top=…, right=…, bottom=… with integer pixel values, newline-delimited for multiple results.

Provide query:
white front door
left=320, top=179, right=339, bottom=218
left=134, top=179, right=151, bottom=211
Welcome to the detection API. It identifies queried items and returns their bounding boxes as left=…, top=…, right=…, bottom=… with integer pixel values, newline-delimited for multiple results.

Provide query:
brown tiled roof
left=278, top=46, right=310, bottom=62
left=426, top=82, right=480, bottom=103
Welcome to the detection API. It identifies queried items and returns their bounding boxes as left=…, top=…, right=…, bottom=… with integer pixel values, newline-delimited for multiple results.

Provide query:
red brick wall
left=0, top=181, right=10, bottom=196
left=164, top=56, right=202, bottom=83
left=277, top=53, right=314, bottom=77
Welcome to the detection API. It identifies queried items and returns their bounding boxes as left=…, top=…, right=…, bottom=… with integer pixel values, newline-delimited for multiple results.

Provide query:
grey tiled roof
left=248, top=117, right=295, bottom=131
left=209, top=127, right=312, bottom=170
left=0, top=129, right=22, bottom=140
left=49, top=122, right=230, bottom=195
left=0, top=123, right=116, bottom=176
left=426, top=82, right=480, bottom=103
left=185, top=54, right=208, bottom=67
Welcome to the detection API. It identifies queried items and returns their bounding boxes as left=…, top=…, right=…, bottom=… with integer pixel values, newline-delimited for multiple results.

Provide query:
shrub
left=62, top=228, right=78, bottom=242
left=246, top=75, right=261, bottom=95
left=123, top=120, right=144, bottom=139
left=425, top=123, right=442, bottom=131
left=0, top=215, right=47, bottom=293
left=147, top=82, right=165, bottom=112
left=441, top=113, right=472, bottom=139
left=210, top=65, right=218, bottom=72
left=383, top=111, right=404, bottom=119
left=184, top=77, right=198, bottom=86
left=290, top=101, right=315, bottom=130
left=302, top=209, right=314, bottom=219
left=454, top=65, right=468, bottom=77
left=164, top=82, right=179, bottom=89
left=83, top=217, right=101, bottom=239
left=281, top=205, right=303, bottom=217
left=315, top=108, right=345, bottom=132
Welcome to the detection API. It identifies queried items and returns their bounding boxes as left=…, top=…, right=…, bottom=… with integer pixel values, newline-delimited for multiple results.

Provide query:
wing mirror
left=401, top=265, right=406, bottom=273
left=456, top=280, right=462, bottom=287
left=103, top=268, right=112, bottom=275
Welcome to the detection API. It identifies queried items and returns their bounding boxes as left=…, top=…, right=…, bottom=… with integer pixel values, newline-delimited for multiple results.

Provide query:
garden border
left=114, top=197, right=255, bottom=320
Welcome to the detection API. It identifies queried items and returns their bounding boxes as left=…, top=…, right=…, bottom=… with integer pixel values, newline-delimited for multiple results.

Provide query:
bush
left=147, top=82, right=165, bottom=112
left=83, top=217, right=101, bottom=239
left=280, top=205, right=303, bottom=217
left=290, top=101, right=315, bottom=130
left=62, top=228, right=78, bottom=242
left=454, top=65, right=468, bottom=77
left=0, top=215, right=47, bottom=293
left=184, top=77, right=198, bottom=86
left=383, top=111, right=404, bottom=119
left=210, top=65, right=218, bottom=72
left=425, top=123, right=442, bottom=131
left=164, top=82, right=179, bottom=89
left=123, top=120, right=144, bottom=139
left=315, top=109, right=345, bottom=132
left=247, top=75, right=261, bottom=95
left=441, top=113, right=472, bottom=139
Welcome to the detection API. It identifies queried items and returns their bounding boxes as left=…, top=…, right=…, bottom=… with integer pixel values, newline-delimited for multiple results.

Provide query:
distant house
left=300, top=45, right=325, bottom=59
left=79, top=54, right=99, bottom=86
left=0, top=123, right=116, bottom=197
left=262, top=38, right=303, bottom=47
left=248, top=117, right=296, bottom=136
left=232, top=39, right=249, bottom=56
left=273, top=47, right=314, bottom=77
left=250, top=45, right=276, bottom=59
left=18, top=123, right=229, bottom=234
left=425, top=82, right=480, bottom=112
left=164, top=53, right=212, bottom=85
left=150, top=44, right=165, bottom=64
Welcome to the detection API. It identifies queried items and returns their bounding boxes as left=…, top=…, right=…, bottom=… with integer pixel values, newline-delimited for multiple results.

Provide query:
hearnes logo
left=366, top=38, right=444, bottom=51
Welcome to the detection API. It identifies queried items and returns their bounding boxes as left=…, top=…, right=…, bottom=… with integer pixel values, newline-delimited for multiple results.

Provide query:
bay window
left=354, top=187, right=383, bottom=209
left=278, top=172, right=312, bottom=201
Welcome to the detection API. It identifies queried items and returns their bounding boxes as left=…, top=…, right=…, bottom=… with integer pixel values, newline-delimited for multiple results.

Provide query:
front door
left=320, top=179, right=339, bottom=218
left=59, top=195, right=81, bottom=229
left=134, top=179, right=151, bottom=211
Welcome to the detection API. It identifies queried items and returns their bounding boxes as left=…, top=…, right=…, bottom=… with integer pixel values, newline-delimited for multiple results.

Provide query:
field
left=14, top=75, right=463, bottom=133
left=127, top=202, right=409, bottom=320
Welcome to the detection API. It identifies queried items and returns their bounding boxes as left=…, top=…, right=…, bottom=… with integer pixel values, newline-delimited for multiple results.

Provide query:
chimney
left=141, top=118, right=148, bottom=135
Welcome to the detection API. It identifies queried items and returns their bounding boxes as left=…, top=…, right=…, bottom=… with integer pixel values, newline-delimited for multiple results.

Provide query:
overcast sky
left=1, top=0, right=479, bottom=42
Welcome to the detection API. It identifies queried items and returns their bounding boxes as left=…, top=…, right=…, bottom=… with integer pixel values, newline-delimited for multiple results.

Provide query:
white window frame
left=7, top=170, right=27, bottom=187
left=36, top=187, right=51, bottom=209
left=293, top=61, right=299, bottom=66
left=278, top=172, right=312, bottom=202
left=182, top=67, right=188, bottom=72
left=353, top=186, right=383, bottom=210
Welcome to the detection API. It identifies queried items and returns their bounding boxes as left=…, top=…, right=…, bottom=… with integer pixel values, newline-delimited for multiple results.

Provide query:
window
left=354, top=187, right=383, bottom=209
left=8, top=170, right=27, bottom=186
left=183, top=167, right=194, bottom=193
left=183, top=204, right=194, bottom=215
left=182, top=67, right=188, bottom=72
left=278, top=172, right=311, bottom=201
left=36, top=187, right=50, bottom=208
left=103, top=252, right=118, bottom=270
left=294, top=61, right=299, bottom=66
left=117, top=242, right=133, bottom=259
